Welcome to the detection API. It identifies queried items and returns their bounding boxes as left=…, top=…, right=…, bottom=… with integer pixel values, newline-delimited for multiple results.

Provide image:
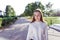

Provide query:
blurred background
left=0, top=0, right=60, bottom=40
left=0, top=0, right=60, bottom=27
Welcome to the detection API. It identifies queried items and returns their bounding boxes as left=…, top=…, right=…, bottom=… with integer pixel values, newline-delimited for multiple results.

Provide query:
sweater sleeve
left=26, top=24, right=34, bottom=40
left=44, top=23, right=48, bottom=40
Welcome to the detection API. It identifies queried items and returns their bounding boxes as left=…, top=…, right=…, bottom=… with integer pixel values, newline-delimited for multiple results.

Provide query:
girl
left=26, top=9, right=48, bottom=40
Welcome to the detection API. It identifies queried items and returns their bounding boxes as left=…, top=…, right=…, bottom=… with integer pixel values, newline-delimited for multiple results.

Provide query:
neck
left=35, top=20, right=40, bottom=22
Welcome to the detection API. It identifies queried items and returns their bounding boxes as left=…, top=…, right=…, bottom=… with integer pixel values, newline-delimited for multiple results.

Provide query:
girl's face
left=34, top=12, right=41, bottom=21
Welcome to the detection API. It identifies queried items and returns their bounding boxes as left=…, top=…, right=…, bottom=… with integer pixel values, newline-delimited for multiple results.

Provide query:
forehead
left=34, top=12, right=40, bottom=15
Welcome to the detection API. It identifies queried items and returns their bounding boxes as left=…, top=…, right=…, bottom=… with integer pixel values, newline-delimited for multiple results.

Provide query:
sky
left=0, top=0, right=60, bottom=16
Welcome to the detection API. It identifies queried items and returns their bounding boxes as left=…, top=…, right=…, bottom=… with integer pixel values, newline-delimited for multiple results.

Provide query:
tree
left=21, top=2, right=45, bottom=16
left=44, top=2, right=53, bottom=16
left=5, top=5, right=16, bottom=17
left=52, top=10, right=60, bottom=16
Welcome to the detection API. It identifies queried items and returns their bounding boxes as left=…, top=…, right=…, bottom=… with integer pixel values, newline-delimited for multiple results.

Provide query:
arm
left=26, top=24, right=34, bottom=40
left=44, top=24, right=48, bottom=40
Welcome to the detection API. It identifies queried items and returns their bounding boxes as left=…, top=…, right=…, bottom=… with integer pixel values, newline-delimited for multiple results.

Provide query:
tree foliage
left=5, top=5, right=16, bottom=17
left=20, top=2, right=45, bottom=16
left=44, top=2, right=53, bottom=16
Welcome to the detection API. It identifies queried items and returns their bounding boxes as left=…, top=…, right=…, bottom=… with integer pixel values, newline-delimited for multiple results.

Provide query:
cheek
left=38, top=16, right=40, bottom=18
left=35, top=16, right=37, bottom=19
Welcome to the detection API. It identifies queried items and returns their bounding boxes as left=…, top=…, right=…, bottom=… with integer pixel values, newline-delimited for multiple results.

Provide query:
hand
left=30, top=39, right=33, bottom=40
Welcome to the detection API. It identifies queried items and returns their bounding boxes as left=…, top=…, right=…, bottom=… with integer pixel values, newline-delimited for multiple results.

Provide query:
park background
left=0, top=0, right=60, bottom=28
left=0, top=0, right=60, bottom=40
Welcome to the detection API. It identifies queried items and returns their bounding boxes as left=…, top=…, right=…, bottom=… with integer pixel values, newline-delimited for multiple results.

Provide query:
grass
left=0, top=18, right=2, bottom=27
left=44, top=17, right=60, bottom=26
left=27, top=16, right=60, bottom=26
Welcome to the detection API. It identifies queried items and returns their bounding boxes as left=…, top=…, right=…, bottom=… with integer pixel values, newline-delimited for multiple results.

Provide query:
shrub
left=1, top=16, right=17, bottom=27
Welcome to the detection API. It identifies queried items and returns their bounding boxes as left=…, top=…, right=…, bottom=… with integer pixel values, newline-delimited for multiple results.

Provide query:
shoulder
left=28, top=22, right=36, bottom=27
left=43, top=22, right=46, bottom=25
left=29, top=22, right=35, bottom=25
left=28, top=23, right=33, bottom=27
left=42, top=22, right=47, bottom=26
left=43, top=22, right=49, bottom=29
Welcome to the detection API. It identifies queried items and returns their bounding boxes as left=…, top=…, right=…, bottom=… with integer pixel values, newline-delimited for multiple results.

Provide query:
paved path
left=48, top=28, right=60, bottom=40
left=0, top=17, right=30, bottom=40
left=0, top=17, right=60, bottom=40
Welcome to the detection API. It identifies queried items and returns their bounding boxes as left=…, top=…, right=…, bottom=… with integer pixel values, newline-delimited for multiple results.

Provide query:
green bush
left=1, top=16, right=17, bottom=27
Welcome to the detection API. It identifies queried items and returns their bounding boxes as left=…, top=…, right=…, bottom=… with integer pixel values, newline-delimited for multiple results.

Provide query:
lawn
left=44, top=17, right=60, bottom=26
left=27, top=16, right=60, bottom=26
left=0, top=18, right=2, bottom=27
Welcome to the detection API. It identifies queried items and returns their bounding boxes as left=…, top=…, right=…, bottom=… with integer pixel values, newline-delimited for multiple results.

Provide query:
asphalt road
left=0, top=17, right=30, bottom=40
